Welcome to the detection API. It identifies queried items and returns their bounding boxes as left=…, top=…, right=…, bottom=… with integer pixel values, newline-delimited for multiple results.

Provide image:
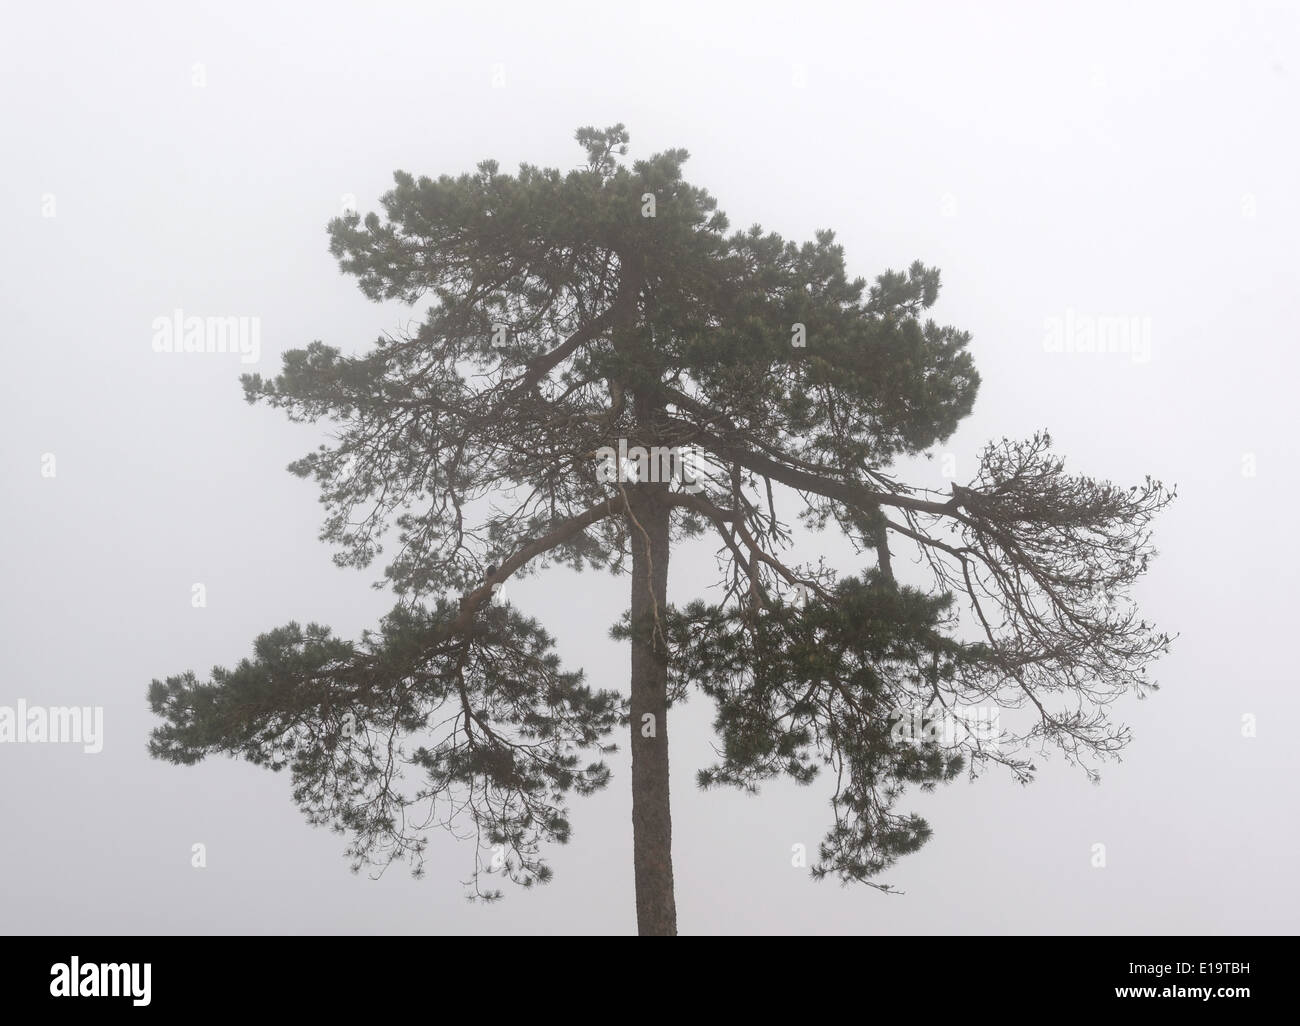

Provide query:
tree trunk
left=627, top=481, right=677, bottom=935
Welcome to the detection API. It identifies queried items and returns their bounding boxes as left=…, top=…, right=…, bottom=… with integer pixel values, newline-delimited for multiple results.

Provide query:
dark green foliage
left=614, top=569, right=973, bottom=883
left=150, top=600, right=621, bottom=898
left=150, top=125, right=1173, bottom=903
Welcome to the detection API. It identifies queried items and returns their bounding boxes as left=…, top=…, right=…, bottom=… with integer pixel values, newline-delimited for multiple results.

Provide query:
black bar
left=1, top=936, right=1283, bottom=1015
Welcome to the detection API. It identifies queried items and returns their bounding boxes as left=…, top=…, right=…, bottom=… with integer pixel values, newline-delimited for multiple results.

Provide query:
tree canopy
left=148, top=125, right=1173, bottom=926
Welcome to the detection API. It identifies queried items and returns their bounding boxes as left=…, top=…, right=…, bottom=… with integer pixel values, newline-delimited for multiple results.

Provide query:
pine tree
left=147, top=125, right=1174, bottom=935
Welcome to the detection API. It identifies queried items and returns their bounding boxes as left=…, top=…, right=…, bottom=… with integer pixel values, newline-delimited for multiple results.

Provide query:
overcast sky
left=2, top=0, right=1297, bottom=935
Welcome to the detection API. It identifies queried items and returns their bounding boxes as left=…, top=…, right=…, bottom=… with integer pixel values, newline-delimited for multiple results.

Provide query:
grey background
left=1, top=0, right=1296, bottom=934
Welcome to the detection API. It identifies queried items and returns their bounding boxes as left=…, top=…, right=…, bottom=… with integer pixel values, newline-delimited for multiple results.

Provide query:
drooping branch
left=667, top=427, right=1174, bottom=785
left=451, top=494, right=628, bottom=632
left=673, top=418, right=965, bottom=518
left=502, top=276, right=637, bottom=401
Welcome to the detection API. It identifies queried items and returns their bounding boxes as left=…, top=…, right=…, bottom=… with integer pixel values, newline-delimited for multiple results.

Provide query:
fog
left=2, top=0, right=1296, bottom=934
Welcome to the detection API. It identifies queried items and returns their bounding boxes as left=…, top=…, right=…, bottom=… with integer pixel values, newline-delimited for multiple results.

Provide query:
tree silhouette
left=147, top=125, right=1174, bottom=935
